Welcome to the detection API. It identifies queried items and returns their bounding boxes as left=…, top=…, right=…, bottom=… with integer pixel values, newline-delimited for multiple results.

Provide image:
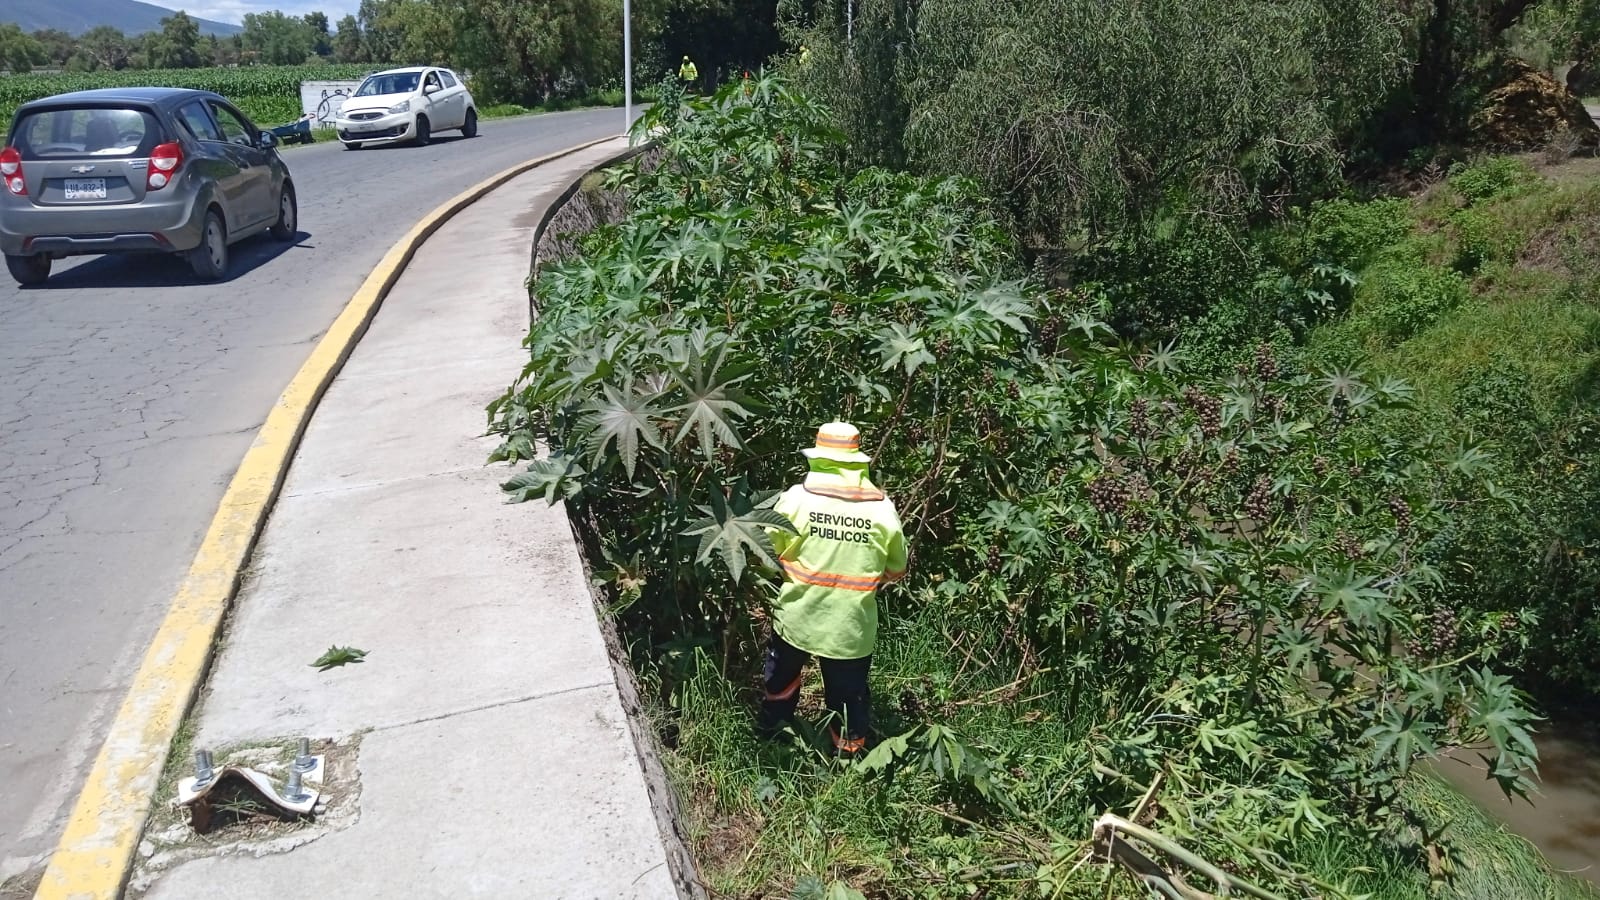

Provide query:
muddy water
left=1435, top=711, right=1600, bottom=886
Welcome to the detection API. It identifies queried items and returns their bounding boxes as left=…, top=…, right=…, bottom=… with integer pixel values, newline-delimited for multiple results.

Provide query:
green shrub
left=1449, top=207, right=1501, bottom=273
left=1352, top=257, right=1470, bottom=345
left=1431, top=408, right=1600, bottom=690
left=1076, top=219, right=1270, bottom=342
left=1296, top=198, right=1414, bottom=272
left=1302, top=165, right=1600, bottom=700
left=490, top=76, right=1540, bottom=898
left=1447, top=157, right=1539, bottom=205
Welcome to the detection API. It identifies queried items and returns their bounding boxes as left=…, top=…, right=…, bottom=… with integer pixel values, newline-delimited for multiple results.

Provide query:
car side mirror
left=424, top=83, right=440, bottom=95
left=258, top=131, right=280, bottom=150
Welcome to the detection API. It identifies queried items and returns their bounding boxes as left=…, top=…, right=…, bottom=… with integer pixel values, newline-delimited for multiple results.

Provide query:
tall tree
left=305, top=11, right=335, bottom=57
left=334, top=14, right=366, bottom=61
left=1395, top=0, right=1590, bottom=147
left=358, top=0, right=403, bottom=63
left=789, top=0, right=1409, bottom=240
left=455, top=0, right=621, bottom=104
left=650, top=1, right=780, bottom=88
left=79, top=26, right=132, bottom=71
left=30, top=28, right=75, bottom=68
left=242, top=11, right=316, bottom=65
left=146, top=12, right=204, bottom=68
left=387, top=0, right=457, bottom=65
left=0, top=23, right=46, bottom=73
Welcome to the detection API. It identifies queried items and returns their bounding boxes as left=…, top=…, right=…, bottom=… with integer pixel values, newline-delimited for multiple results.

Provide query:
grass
left=653, top=603, right=1600, bottom=899
left=629, top=153, right=1600, bottom=900
left=1309, top=157, right=1600, bottom=412
left=1403, top=775, right=1600, bottom=900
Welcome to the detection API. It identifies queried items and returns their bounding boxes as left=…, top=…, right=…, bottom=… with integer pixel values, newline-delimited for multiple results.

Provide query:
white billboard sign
left=300, top=81, right=364, bottom=127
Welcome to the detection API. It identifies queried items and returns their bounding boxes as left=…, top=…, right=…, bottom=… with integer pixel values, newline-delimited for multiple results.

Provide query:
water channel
left=1436, top=707, right=1600, bottom=886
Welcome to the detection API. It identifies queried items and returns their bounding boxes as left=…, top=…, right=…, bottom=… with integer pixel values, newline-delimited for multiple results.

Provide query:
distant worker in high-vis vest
left=678, top=56, right=698, bottom=85
left=760, top=422, right=908, bottom=757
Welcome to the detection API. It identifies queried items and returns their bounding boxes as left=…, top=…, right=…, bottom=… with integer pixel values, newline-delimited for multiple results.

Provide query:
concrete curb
left=522, top=143, right=708, bottom=900
left=526, top=140, right=655, bottom=291
left=32, top=133, right=624, bottom=900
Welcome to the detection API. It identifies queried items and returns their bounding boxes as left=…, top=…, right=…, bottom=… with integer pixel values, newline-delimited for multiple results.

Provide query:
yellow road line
left=34, top=133, right=624, bottom=900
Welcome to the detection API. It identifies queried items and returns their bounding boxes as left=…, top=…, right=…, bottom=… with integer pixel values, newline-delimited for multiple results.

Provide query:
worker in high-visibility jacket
left=760, top=422, right=908, bottom=757
left=678, top=56, right=699, bottom=84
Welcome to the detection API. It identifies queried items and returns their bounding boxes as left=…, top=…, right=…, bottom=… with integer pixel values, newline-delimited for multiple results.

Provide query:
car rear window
left=12, top=107, right=163, bottom=160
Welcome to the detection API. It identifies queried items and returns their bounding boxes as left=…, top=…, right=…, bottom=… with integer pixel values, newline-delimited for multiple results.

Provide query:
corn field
left=0, top=65, right=379, bottom=130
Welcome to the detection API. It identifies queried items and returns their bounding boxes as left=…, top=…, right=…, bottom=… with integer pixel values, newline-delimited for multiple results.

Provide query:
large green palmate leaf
left=668, top=332, right=757, bottom=458
left=682, top=489, right=796, bottom=583
left=973, top=280, right=1034, bottom=334
left=875, top=323, right=935, bottom=376
left=578, top=383, right=667, bottom=479
left=501, top=455, right=588, bottom=505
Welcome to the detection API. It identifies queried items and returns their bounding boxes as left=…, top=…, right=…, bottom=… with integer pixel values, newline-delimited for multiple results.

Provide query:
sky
left=147, top=0, right=360, bottom=26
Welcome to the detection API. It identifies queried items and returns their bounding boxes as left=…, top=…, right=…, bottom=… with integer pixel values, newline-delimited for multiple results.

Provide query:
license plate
left=64, top=178, right=107, bottom=200
left=352, top=122, right=381, bottom=133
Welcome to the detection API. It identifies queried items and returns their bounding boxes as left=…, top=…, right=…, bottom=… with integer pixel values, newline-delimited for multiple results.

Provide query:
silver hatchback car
left=1, top=87, right=297, bottom=286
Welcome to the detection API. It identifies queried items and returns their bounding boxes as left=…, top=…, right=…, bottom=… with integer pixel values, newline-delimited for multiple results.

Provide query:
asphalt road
left=0, top=108, right=628, bottom=881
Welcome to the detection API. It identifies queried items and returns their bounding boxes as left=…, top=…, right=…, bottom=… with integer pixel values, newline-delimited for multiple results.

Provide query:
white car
left=334, top=67, right=477, bottom=150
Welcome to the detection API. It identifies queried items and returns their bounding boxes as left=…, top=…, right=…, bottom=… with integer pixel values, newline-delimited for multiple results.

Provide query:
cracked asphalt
left=0, top=108, right=625, bottom=880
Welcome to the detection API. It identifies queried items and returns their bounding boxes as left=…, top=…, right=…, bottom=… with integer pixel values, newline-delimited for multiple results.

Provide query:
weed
left=496, top=77, right=1556, bottom=898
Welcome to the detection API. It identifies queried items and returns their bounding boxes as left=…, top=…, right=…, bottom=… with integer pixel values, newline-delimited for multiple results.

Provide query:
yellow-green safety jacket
left=769, top=459, right=908, bottom=659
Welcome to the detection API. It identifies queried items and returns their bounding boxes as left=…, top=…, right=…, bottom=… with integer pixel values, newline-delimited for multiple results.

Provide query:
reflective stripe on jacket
left=769, top=460, right=908, bottom=659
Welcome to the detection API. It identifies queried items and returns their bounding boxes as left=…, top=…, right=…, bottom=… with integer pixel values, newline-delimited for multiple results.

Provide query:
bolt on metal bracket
left=292, top=738, right=316, bottom=773
left=193, top=749, right=215, bottom=789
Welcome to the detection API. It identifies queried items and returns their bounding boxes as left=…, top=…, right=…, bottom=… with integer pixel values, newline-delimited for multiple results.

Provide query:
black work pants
left=760, top=631, right=872, bottom=751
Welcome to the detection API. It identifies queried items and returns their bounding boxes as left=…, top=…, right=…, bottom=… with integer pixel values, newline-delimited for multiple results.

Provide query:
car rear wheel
left=462, top=109, right=478, bottom=138
left=414, top=115, right=431, bottom=147
left=188, top=210, right=228, bottom=281
left=270, top=184, right=298, bottom=242
left=5, top=253, right=50, bottom=287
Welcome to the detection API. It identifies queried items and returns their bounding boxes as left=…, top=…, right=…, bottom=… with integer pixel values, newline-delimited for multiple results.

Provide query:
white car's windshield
left=356, top=73, right=420, bottom=97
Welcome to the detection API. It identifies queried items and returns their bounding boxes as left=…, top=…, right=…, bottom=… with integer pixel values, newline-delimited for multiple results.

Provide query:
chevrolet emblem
left=70, top=165, right=95, bottom=174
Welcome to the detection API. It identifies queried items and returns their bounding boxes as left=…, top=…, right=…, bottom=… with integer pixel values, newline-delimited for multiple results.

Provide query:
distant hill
left=1, top=0, right=242, bottom=36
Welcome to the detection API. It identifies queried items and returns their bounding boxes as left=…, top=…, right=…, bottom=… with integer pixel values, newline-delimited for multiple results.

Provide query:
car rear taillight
left=147, top=142, right=183, bottom=190
left=0, top=147, right=25, bottom=196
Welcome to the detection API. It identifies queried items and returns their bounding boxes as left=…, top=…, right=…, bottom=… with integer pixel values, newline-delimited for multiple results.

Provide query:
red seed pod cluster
left=1184, top=387, right=1223, bottom=438
left=1389, top=496, right=1413, bottom=532
left=1261, top=393, right=1285, bottom=419
left=1244, top=475, right=1274, bottom=521
left=1407, top=605, right=1459, bottom=658
left=898, top=688, right=925, bottom=719
left=1333, top=530, right=1364, bottom=560
left=1254, top=343, right=1280, bottom=381
left=1221, top=447, right=1242, bottom=477
left=986, top=544, right=1003, bottom=573
left=1038, top=315, right=1062, bottom=350
left=1087, top=474, right=1130, bottom=515
left=1129, top=398, right=1151, bottom=440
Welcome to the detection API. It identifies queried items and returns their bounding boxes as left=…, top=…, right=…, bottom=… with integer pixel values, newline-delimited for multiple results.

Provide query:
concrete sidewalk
left=133, top=137, right=682, bottom=899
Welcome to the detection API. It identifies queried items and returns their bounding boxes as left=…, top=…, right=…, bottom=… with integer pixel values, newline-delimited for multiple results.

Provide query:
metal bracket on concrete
left=172, top=750, right=326, bottom=832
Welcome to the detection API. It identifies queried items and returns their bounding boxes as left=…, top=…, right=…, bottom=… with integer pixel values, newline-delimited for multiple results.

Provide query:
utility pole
left=623, top=0, right=633, bottom=135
